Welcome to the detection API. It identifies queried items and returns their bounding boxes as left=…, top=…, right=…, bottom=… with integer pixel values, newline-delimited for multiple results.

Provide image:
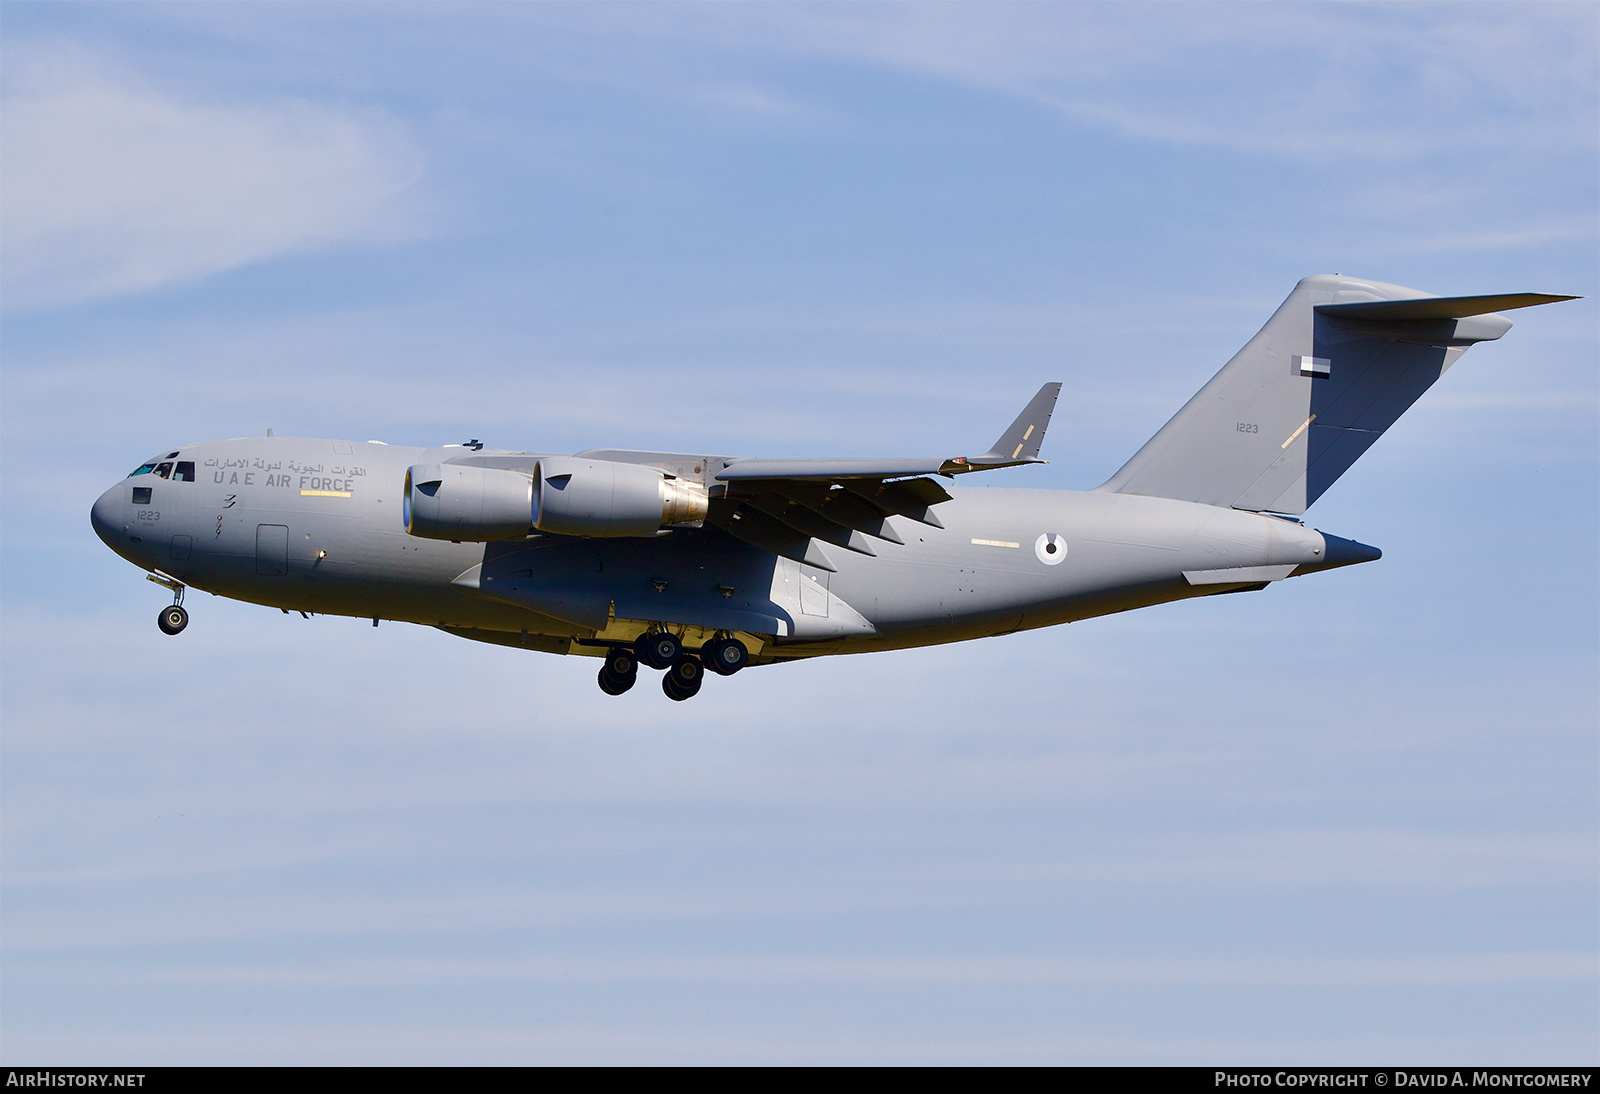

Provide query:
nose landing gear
left=158, top=604, right=189, bottom=635
left=148, top=571, right=188, bottom=635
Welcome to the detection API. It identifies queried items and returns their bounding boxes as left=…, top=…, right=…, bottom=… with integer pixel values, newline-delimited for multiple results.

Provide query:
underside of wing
left=705, top=384, right=1059, bottom=569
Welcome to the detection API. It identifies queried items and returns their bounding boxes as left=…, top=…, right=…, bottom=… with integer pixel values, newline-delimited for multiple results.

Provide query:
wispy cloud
left=0, top=44, right=425, bottom=309
left=688, top=2, right=1600, bottom=162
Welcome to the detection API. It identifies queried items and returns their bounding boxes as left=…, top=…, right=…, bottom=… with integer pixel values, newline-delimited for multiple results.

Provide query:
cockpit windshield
left=128, top=454, right=192, bottom=480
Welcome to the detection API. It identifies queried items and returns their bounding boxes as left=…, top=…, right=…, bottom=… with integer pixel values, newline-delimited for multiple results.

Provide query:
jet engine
left=403, top=457, right=708, bottom=542
left=404, top=464, right=535, bottom=541
left=533, top=456, right=708, bottom=537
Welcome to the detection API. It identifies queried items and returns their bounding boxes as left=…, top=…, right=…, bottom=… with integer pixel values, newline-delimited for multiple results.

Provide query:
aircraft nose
left=90, top=484, right=123, bottom=548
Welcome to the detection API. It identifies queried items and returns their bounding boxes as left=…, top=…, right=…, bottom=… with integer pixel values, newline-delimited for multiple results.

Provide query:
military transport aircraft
left=91, top=275, right=1576, bottom=700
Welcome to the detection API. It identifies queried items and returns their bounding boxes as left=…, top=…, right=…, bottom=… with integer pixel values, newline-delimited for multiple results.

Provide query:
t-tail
left=1099, top=275, right=1578, bottom=514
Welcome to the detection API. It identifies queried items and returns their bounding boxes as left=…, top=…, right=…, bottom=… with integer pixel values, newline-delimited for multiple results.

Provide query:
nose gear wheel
left=158, top=604, right=189, bottom=635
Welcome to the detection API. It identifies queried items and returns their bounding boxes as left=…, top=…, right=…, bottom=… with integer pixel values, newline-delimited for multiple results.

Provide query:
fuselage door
left=255, top=524, right=289, bottom=576
left=799, top=570, right=830, bottom=617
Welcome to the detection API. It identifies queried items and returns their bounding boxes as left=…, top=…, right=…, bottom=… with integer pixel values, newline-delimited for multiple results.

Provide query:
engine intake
left=404, top=464, right=534, bottom=541
left=534, top=456, right=708, bottom=537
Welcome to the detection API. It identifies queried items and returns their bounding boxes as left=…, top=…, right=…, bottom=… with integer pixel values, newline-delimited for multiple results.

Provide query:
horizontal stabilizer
left=1317, top=293, right=1579, bottom=322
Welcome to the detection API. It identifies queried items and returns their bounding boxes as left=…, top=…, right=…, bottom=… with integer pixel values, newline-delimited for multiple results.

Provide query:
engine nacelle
left=404, top=463, right=534, bottom=541
left=534, top=456, right=709, bottom=537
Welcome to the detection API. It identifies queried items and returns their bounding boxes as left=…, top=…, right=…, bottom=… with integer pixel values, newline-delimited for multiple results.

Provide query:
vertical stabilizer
left=1098, top=276, right=1574, bottom=514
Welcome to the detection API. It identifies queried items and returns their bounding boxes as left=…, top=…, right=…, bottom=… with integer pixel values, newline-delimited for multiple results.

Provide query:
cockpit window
left=173, top=461, right=195, bottom=482
left=155, top=462, right=174, bottom=479
left=128, top=463, right=157, bottom=477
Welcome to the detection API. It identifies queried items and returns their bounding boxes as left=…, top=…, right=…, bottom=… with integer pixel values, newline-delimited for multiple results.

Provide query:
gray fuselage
left=90, top=436, right=1360, bottom=665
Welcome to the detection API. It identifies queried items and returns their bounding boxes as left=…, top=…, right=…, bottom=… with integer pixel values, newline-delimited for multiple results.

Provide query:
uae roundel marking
left=1035, top=532, right=1067, bottom=565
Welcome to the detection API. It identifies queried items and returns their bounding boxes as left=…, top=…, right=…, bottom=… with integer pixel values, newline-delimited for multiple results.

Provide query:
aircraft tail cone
left=1300, top=531, right=1382, bottom=574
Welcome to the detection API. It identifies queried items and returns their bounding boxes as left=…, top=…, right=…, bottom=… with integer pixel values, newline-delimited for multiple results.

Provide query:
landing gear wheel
left=702, top=637, right=749, bottom=676
left=598, top=665, right=635, bottom=695
left=635, top=631, right=681, bottom=670
left=597, top=647, right=638, bottom=696
left=158, top=604, right=189, bottom=635
left=662, top=657, right=703, bottom=701
left=603, top=647, right=638, bottom=678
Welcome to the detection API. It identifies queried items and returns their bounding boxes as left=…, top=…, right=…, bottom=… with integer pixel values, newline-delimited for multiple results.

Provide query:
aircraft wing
left=705, top=383, right=1061, bottom=571
left=716, top=381, right=1062, bottom=482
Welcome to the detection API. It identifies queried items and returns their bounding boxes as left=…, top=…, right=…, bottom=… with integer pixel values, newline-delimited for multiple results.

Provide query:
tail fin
left=1099, top=276, right=1577, bottom=514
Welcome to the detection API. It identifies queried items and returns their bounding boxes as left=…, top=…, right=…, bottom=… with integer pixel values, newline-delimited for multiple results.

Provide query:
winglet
left=943, top=382, right=1061, bottom=474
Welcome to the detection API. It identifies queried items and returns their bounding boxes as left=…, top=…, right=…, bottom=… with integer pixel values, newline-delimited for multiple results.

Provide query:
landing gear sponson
left=594, top=629, right=748, bottom=700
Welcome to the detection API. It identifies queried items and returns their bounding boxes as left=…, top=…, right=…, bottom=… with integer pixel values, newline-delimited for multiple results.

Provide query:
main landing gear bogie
left=597, top=646, right=639, bottom=695
left=596, top=631, right=749, bottom=699
left=634, top=631, right=681, bottom=670
left=662, top=656, right=703, bottom=702
left=700, top=637, right=749, bottom=676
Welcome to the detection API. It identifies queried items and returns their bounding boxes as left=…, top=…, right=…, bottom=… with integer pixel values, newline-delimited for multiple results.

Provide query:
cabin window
left=128, top=463, right=157, bottom=477
left=173, top=461, right=196, bottom=482
left=132, top=487, right=152, bottom=505
left=155, top=462, right=174, bottom=479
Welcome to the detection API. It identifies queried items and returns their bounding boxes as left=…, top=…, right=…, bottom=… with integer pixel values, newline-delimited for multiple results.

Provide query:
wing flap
left=714, top=503, right=838, bottom=572
left=842, top=477, right=949, bottom=528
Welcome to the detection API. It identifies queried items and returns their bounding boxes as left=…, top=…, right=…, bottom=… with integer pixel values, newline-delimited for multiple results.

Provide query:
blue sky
left=1, top=2, right=1595, bottom=1064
